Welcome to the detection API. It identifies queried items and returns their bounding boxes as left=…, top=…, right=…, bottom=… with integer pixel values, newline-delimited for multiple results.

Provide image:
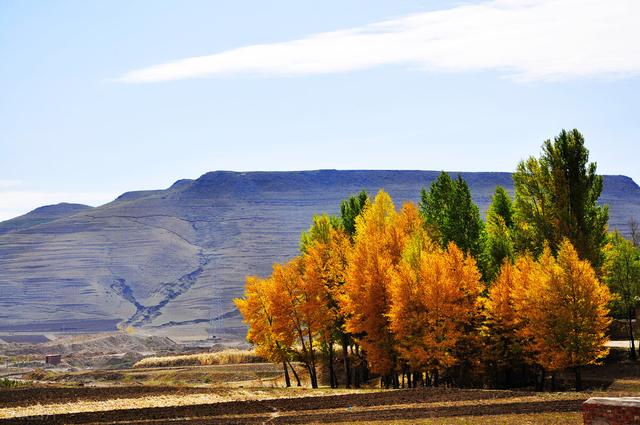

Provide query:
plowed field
left=0, top=386, right=588, bottom=424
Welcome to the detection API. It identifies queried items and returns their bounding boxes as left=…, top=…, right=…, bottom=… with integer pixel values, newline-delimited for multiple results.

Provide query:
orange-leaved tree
left=301, top=214, right=351, bottom=388
left=387, top=226, right=436, bottom=383
left=235, top=276, right=299, bottom=387
left=514, top=240, right=611, bottom=391
left=341, top=190, right=419, bottom=387
left=390, top=238, right=482, bottom=386
left=270, top=257, right=327, bottom=388
left=484, top=259, right=527, bottom=387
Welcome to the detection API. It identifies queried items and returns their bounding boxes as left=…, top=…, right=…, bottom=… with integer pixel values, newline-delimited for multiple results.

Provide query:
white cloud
left=0, top=190, right=118, bottom=222
left=118, top=0, right=640, bottom=83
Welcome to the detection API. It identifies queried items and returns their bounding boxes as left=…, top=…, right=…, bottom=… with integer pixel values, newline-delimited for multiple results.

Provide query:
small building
left=45, top=354, right=61, bottom=366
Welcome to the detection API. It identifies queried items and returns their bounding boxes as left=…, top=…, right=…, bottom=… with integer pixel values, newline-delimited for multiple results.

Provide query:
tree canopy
left=237, top=128, right=617, bottom=392
left=419, top=172, right=484, bottom=260
left=484, top=187, right=516, bottom=281
left=513, top=129, right=608, bottom=268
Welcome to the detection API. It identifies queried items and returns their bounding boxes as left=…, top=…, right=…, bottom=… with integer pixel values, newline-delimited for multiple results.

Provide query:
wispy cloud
left=0, top=190, right=117, bottom=222
left=118, top=0, right=640, bottom=83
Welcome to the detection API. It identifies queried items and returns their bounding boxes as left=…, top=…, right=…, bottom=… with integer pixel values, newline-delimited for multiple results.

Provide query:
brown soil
left=0, top=387, right=586, bottom=425
left=0, top=386, right=214, bottom=408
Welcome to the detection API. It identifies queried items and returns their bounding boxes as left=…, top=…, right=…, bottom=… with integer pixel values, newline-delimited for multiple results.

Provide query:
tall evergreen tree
left=513, top=129, right=608, bottom=268
left=340, top=190, right=369, bottom=239
left=489, top=186, right=514, bottom=229
left=419, top=172, right=485, bottom=261
left=484, top=187, right=515, bottom=281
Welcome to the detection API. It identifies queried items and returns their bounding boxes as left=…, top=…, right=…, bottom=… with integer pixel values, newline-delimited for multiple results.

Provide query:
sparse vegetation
left=133, top=349, right=264, bottom=368
left=0, top=378, right=30, bottom=388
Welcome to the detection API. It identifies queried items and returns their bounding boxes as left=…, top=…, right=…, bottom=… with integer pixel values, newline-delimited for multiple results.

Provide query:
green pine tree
left=513, top=129, right=608, bottom=269
left=484, top=187, right=515, bottom=281
left=419, top=172, right=485, bottom=261
left=339, top=190, right=369, bottom=240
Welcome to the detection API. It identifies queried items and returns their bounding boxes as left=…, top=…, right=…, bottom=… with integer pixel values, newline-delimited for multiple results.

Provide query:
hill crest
left=0, top=170, right=638, bottom=343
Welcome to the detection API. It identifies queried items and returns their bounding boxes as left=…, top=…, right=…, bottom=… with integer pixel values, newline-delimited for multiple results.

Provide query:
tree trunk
left=287, top=360, right=301, bottom=386
left=283, top=361, right=291, bottom=388
left=574, top=366, right=582, bottom=392
left=551, top=372, right=556, bottom=392
left=307, top=330, right=318, bottom=389
left=341, top=334, right=351, bottom=388
left=413, top=371, right=420, bottom=388
left=491, top=363, right=499, bottom=389
left=306, top=363, right=318, bottom=389
left=628, top=307, right=637, bottom=361
left=328, top=341, right=337, bottom=388
left=359, top=349, right=369, bottom=385
left=537, top=368, right=546, bottom=392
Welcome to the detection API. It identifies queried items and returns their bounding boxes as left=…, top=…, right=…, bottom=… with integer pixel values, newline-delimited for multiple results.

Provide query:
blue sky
left=1, top=0, right=639, bottom=220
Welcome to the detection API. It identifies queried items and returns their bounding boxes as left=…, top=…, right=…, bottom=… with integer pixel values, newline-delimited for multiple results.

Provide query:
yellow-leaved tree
left=301, top=215, right=351, bottom=388
left=514, top=240, right=611, bottom=390
left=270, top=257, right=327, bottom=389
left=390, top=240, right=483, bottom=386
left=484, top=258, right=529, bottom=387
left=235, top=276, right=299, bottom=387
left=341, top=191, right=420, bottom=387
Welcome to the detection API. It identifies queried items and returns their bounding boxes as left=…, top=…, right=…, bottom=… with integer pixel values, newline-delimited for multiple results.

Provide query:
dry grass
left=22, top=362, right=301, bottom=387
left=0, top=378, right=30, bottom=388
left=0, top=387, right=364, bottom=419
left=133, top=349, right=264, bottom=368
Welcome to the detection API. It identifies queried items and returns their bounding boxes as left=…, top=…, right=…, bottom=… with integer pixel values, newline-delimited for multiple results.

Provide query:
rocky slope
left=1, top=170, right=638, bottom=342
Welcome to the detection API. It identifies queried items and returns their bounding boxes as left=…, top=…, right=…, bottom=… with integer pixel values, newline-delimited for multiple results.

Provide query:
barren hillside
left=1, top=170, right=638, bottom=342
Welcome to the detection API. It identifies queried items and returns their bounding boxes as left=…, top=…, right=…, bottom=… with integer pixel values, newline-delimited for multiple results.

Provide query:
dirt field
left=0, top=386, right=594, bottom=424
left=1, top=353, right=639, bottom=424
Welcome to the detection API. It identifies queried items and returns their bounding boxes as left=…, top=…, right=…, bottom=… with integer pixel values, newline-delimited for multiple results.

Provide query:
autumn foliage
left=390, top=240, right=483, bottom=380
left=236, top=188, right=612, bottom=390
left=511, top=242, right=611, bottom=390
left=235, top=131, right=619, bottom=390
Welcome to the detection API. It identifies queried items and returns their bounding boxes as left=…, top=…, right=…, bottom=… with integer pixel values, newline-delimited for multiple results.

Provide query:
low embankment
left=133, top=349, right=264, bottom=368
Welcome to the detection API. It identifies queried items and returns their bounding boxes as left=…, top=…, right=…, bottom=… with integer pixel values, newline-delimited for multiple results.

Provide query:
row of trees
left=236, top=129, right=636, bottom=390
left=419, top=129, right=610, bottom=283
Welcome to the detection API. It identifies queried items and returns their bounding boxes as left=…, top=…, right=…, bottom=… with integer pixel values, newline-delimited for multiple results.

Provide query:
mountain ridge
left=1, top=170, right=638, bottom=343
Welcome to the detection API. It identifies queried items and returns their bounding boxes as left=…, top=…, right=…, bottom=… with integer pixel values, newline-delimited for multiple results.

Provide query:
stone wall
left=583, top=397, right=640, bottom=424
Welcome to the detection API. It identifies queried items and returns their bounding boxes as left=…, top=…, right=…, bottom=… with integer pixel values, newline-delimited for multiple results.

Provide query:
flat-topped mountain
left=1, top=170, right=639, bottom=343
